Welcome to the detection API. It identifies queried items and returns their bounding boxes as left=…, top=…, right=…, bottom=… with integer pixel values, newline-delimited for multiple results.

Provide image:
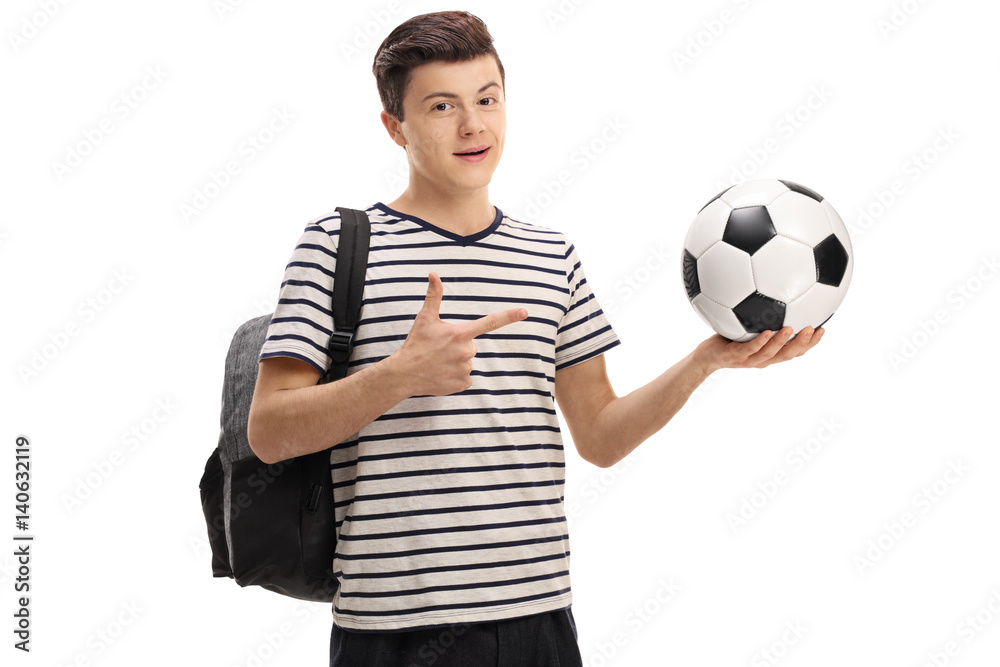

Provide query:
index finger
left=462, top=307, right=529, bottom=338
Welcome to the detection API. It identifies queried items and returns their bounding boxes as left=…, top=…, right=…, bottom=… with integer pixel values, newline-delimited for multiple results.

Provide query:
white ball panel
left=684, top=198, right=732, bottom=258
left=697, top=242, right=756, bottom=309
left=720, top=179, right=789, bottom=209
left=751, top=236, right=817, bottom=303
left=691, top=293, right=747, bottom=340
left=767, top=191, right=833, bottom=246
left=784, top=282, right=841, bottom=332
left=822, top=198, right=850, bottom=241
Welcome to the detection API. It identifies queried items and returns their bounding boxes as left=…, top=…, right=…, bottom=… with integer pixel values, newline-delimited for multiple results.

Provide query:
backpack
left=198, top=206, right=371, bottom=602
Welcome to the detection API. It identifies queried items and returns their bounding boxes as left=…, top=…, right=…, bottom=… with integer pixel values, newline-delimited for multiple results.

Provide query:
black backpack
left=199, top=207, right=371, bottom=602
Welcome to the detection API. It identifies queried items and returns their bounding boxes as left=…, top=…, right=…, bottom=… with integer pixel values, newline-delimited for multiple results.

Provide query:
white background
left=3, top=0, right=999, bottom=665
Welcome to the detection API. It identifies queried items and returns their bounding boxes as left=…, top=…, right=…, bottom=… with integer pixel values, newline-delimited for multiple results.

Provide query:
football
left=682, top=179, right=853, bottom=342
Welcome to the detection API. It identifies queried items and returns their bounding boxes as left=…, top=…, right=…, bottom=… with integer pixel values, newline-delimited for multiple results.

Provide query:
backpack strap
left=324, top=207, right=371, bottom=383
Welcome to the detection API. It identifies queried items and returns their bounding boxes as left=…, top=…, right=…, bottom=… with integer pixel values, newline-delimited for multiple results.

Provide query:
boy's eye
left=432, top=97, right=498, bottom=112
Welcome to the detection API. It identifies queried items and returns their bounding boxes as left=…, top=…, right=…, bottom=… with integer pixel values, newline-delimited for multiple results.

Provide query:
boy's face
left=382, top=54, right=505, bottom=198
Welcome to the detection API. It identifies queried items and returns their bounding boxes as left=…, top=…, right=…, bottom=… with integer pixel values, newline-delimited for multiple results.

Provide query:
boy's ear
left=380, top=110, right=407, bottom=148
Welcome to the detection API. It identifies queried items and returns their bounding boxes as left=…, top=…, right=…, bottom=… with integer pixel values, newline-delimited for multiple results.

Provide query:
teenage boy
left=247, top=10, right=823, bottom=667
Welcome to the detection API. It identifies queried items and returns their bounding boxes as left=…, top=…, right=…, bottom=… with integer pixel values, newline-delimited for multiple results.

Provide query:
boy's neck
left=386, top=187, right=495, bottom=238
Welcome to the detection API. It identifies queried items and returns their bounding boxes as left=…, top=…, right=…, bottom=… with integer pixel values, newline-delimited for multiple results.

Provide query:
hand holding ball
left=682, top=179, right=853, bottom=342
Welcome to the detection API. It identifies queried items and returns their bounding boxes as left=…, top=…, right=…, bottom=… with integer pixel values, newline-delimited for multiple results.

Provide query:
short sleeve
left=257, top=213, right=341, bottom=375
left=554, top=237, right=622, bottom=371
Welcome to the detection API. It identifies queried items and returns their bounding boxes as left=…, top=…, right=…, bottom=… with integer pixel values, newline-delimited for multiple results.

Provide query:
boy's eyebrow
left=421, top=81, right=500, bottom=103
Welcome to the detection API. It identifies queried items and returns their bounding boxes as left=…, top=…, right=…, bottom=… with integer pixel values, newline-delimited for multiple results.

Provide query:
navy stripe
left=356, top=330, right=555, bottom=348
left=276, top=296, right=332, bottom=318
left=449, top=387, right=551, bottom=397
left=258, top=350, right=324, bottom=375
left=341, top=351, right=557, bottom=368
left=373, top=225, right=430, bottom=239
left=366, top=238, right=564, bottom=262
left=469, top=369, right=552, bottom=380
left=556, top=322, right=615, bottom=353
left=339, top=516, right=567, bottom=542
left=335, top=550, right=570, bottom=580
left=268, top=315, right=332, bottom=337
left=332, top=461, right=565, bottom=490
left=375, top=406, right=556, bottom=422
left=365, top=239, right=485, bottom=253
left=335, top=478, right=565, bottom=508
left=330, top=388, right=553, bottom=408
left=567, top=266, right=578, bottom=289
left=306, top=213, right=342, bottom=228
left=285, top=260, right=335, bottom=281
left=461, top=241, right=564, bottom=261
left=343, top=497, right=563, bottom=522
left=558, top=299, right=605, bottom=333
left=335, top=587, right=572, bottom=618
left=294, top=241, right=336, bottom=261
left=491, top=228, right=564, bottom=244
left=280, top=278, right=332, bottom=298
left=556, top=338, right=622, bottom=371
left=335, top=533, right=569, bottom=561
left=330, top=443, right=562, bottom=470
left=264, top=332, right=328, bottom=357
left=356, top=424, right=561, bottom=445
left=338, top=570, right=570, bottom=599
left=474, top=352, right=555, bottom=363
left=366, top=256, right=566, bottom=277
left=364, top=274, right=569, bottom=295
left=363, top=292, right=565, bottom=311
left=502, top=219, right=563, bottom=236
left=354, top=312, right=560, bottom=331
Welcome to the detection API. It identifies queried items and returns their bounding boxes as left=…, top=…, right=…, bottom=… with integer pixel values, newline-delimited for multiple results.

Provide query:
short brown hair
left=373, top=11, right=505, bottom=122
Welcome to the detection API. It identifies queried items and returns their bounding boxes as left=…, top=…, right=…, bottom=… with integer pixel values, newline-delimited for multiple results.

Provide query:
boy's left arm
left=554, top=326, right=824, bottom=468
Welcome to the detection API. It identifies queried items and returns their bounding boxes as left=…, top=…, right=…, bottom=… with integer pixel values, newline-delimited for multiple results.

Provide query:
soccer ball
left=682, top=179, right=853, bottom=342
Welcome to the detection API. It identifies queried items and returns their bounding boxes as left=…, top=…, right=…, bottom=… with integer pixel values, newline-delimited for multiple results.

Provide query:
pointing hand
left=390, top=272, right=528, bottom=396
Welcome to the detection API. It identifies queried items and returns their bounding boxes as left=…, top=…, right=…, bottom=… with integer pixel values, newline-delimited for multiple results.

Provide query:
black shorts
left=329, top=607, right=584, bottom=667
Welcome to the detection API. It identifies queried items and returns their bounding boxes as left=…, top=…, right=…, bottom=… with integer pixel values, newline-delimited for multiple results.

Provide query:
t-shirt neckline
left=374, top=201, right=503, bottom=246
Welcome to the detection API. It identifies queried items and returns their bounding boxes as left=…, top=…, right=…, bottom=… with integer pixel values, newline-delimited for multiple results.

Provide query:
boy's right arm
left=247, top=354, right=412, bottom=464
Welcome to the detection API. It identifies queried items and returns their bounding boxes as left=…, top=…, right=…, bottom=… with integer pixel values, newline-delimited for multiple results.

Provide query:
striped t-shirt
left=258, top=202, right=621, bottom=632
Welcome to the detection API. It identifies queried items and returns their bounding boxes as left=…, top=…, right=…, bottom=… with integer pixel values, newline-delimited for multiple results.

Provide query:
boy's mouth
left=454, top=146, right=491, bottom=162
left=454, top=146, right=489, bottom=156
